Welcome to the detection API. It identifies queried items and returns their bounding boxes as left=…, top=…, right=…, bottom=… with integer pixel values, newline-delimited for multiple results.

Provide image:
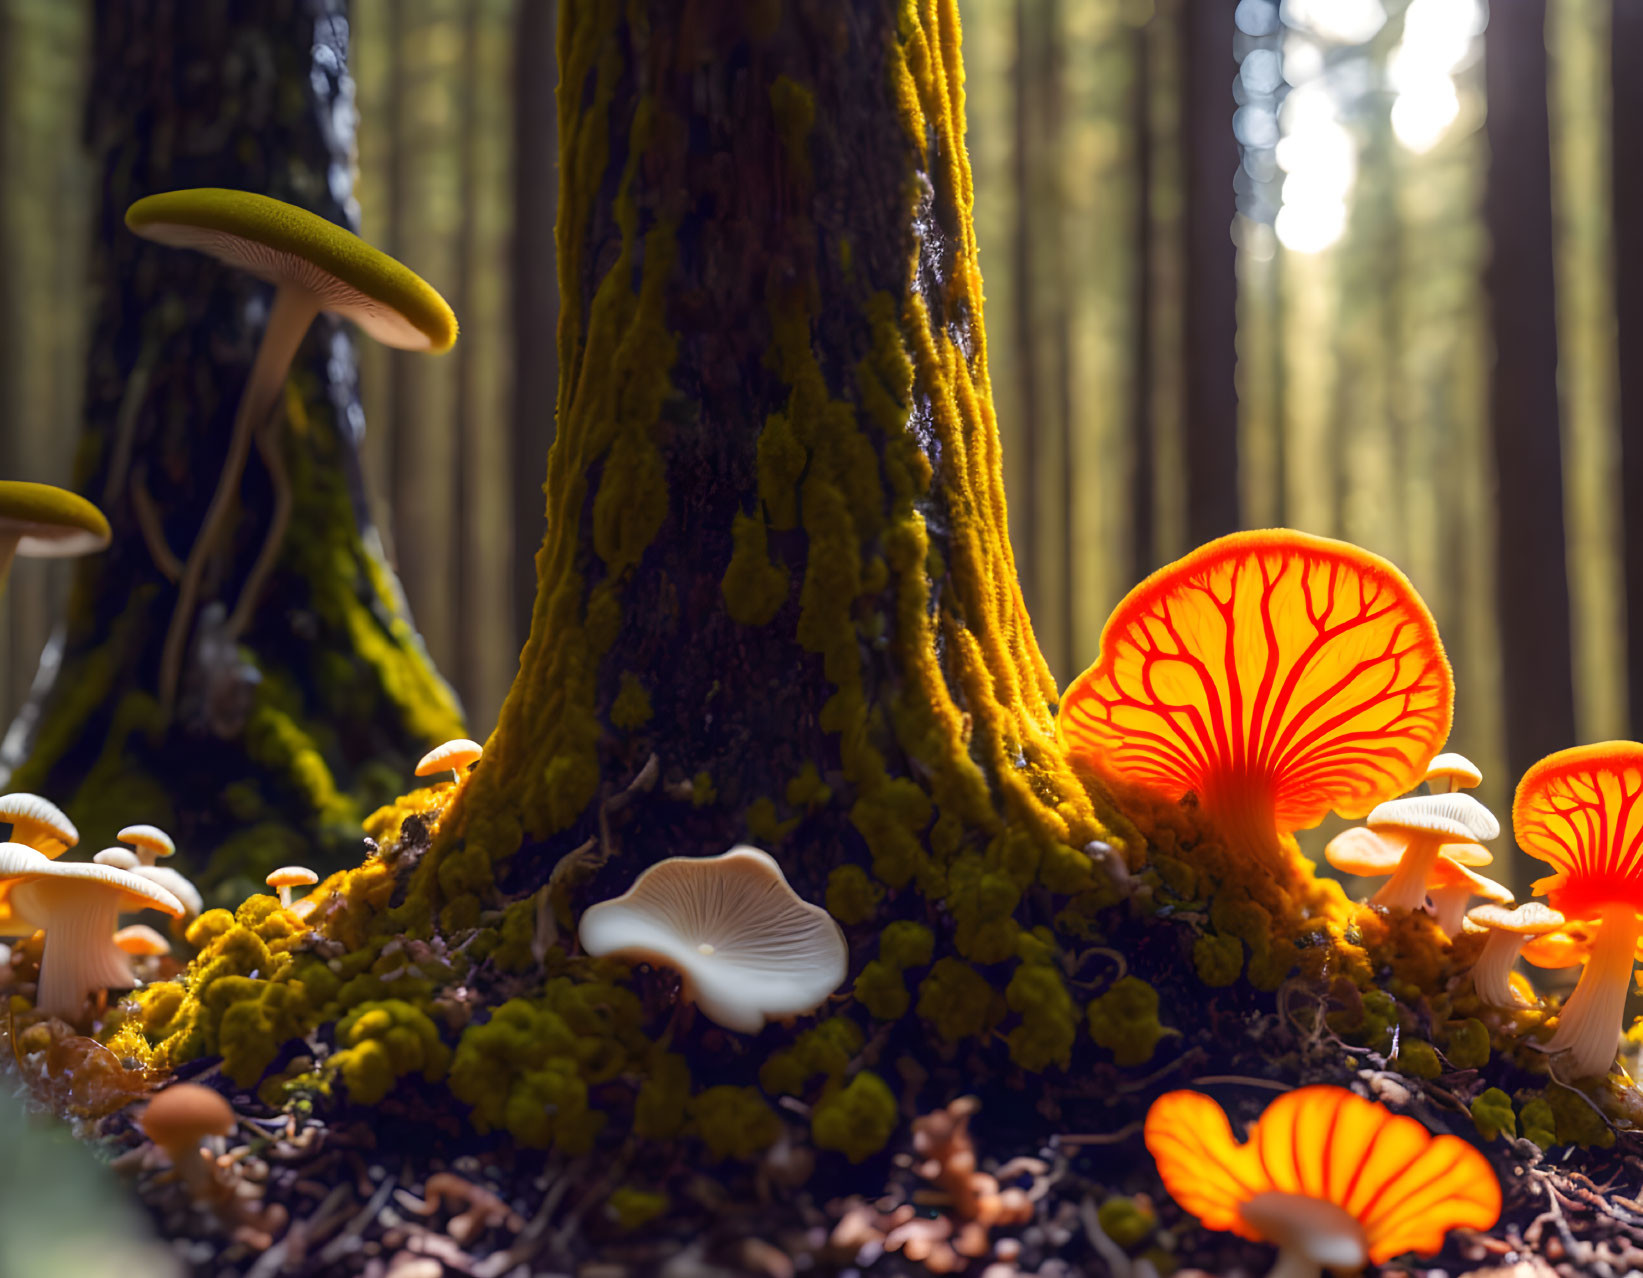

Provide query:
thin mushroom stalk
left=1545, top=904, right=1643, bottom=1077
left=1370, top=834, right=1440, bottom=911
left=1473, top=931, right=1533, bottom=1007
left=158, top=283, right=321, bottom=716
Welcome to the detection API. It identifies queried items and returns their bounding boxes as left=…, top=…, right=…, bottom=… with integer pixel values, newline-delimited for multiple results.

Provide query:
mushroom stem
left=1428, top=881, right=1471, bottom=936
left=1546, top=904, right=1643, bottom=1077
left=0, top=532, right=17, bottom=595
left=157, top=282, right=322, bottom=719
left=1264, top=1248, right=1322, bottom=1278
left=277, top=885, right=293, bottom=909
left=1202, top=785, right=1283, bottom=869
left=1370, top=836, right=1440, bottom=912
left=1472, top=932, right=1533, bottom=1007
left=12, top=878, right=134, bottom=1019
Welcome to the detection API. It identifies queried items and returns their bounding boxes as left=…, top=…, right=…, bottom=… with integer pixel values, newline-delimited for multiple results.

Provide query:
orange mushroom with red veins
left=1514, top=741, right=1643, bottom=1077
left=1467, top=901, right=1565, bottom=1007
left=1146, top=1086, right=1499, bottom=1278
left=416, top=737, right=483, bottom=789
left=1058, top=529, right=1452, bottom=873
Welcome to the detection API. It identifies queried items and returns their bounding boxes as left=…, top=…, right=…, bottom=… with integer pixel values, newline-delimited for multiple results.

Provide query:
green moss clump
left=1087, top=977, right=1175, bottom=1068
left=882, top=921, right=935, bottom=968
left=760, top=1018, right=864, bottom=1096
left=607, top=1187, right=669, bottom=1230
left=1193, top=932, right=1244, bottom=987
left=1006, top=940, right=1077, bottom=1072
left=854, top=921, right=934, bottom=1020
left=329, top=1000, right=450, bottom=1104
left=1394, top=1039, right=1442, bottom=1079
left=1545, top=1085, right=1615, bottom=1149
left=610, top=672, right=653, bottom=728
left=1098, top=1196, right=1157, bottom=1249
left=826, top=865, right=882, bottom=925
left=1471, top=1088, right=1516, bottom=1141
left=722, top=511, right=791, bottom=626
left=1519, top=1096, right=1557, bottom=1149
left=811, top=1071, right=897, bottom=1162
left=689, top=1086, right=782, bottom=1161
left=633, top=1052, right=691, bottom=1141
left=916, top=958, right=1003, bottom=1044
left=1444, top=1018, right=1490, bottom=1071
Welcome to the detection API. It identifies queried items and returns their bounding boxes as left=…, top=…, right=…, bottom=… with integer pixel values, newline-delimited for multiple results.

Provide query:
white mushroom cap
left=114, top=924, right=172, bottom=958
left=0, top=793, right=78, bottom=858
left=0, top=842, right=183, bottom=1018
left=117, top=824, right=176, bottom=865
left=1468, top=900, right=1566, bottom=935
left=265, top=865, right=318, bottom=890
left=1367, top=792, right=1499, bottom=843
left=134, top=865, right=203, bottom=919
left=1240, top=1192, right=1368, bottom=1271
left=93, top=848, right=142, bottom=870
left=415, top=738, right=484, bottom=779
left=578, top=845, right=849, bottom=1034
left=1423, top=752, right=1483, bottom=793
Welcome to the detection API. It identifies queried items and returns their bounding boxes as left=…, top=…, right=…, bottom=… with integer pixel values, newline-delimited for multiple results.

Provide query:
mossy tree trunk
left=422, top=0, right=1128, bottom=997
left=1, top=0, right=464, bottom=897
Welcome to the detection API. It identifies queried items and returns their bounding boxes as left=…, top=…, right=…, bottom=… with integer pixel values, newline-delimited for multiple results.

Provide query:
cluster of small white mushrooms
left=578, top=845, right=849, bottom=1034
left=1323, top=753, right=1566, bottom=1009
left=0, top=793, right=208, bottom=1019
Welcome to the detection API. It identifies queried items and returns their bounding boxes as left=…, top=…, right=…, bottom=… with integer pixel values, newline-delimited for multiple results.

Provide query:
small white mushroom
left=133, top=865, right=203, bottom=919
left=0, top=793, right=78, bottom=858
left=117, top=824, right=176, bottom=867
left=415, top=738, right=484, bottom=787
left=93, top=847, right=142, bottom=870
left=1423, top=752, right=1482, bottom=794
left=266, top=865, right=318, bottom=909
left=578, top=845, right=848, bottom=1033
left=1362, top=793, right=1499, bottom=912
left=1467, top=900, right=1566, bottom=1007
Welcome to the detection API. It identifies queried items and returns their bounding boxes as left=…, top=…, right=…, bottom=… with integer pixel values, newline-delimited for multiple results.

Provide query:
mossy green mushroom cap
left=124, top=189, right=457, bottom=351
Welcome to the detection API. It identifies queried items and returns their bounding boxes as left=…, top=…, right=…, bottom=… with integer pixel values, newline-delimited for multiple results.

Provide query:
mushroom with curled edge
left=1424, top=854, right=1512, bottom=938
left=578, top=846, right=848, bottom=1034
left=1058, top=529, right=1453, bottom=875
left=1423, top=752, right=1482, bottom=794
left=1357, top=793, right=1500, bottom=914
left=0, top=842, right=184, bottom=1018
left=0, top=793, right=78, bottom=858
left=415, top=738, right=484, bottom=788
left=116, top=824, right=175, bottom=867
left=124, top=189, right=459, bottom=717
left=0, top=480, right=111, bottom=598
left=1145, top=1085, right=1500, bottom=1278
left=1514, top=742, right=1643, bottom=1077
left=1467, top=901, right=1566, bottom=1007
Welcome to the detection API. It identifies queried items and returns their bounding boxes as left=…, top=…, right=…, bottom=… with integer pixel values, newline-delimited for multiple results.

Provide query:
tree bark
left=1177, top=0, right=1239, bottom=544
left=419, top=0, right=1125, bottom=958
left=1483, top=0, right=1577, bottom=785
left=0, top=0, right=464, bottom=892
left=1615, top=0, right=1643, bottom=737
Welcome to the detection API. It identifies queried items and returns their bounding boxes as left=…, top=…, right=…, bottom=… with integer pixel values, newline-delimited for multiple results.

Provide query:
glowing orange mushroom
left=1514, top=741, right=1643, bottom=1077
left=1145, top=1086, right=1499, bottom=1278
left=1059, top=530, right=1453, bottom=869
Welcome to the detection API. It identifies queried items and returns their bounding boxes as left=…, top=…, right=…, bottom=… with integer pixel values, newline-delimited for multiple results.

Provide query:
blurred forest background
left=0, top=0, right=1635, bottom=888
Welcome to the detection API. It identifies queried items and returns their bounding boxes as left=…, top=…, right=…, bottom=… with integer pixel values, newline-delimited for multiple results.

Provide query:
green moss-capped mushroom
left=123, top=189, right=459, bottom=718
left=0, top=480, right=111, bottom=594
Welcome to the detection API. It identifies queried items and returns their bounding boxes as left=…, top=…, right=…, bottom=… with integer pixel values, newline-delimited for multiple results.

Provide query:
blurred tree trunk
left=1129, top=12, right=1156, bottom=583
left=1, top=0, right=464, bottom=894
left=1483, top=0, right=1576, bottom=783
left=417, top=0, right=1123, bottom=961
left=1615, top=0, right=1643, bottom=736
left=1177, top=0, right=1239, bottom=543
left=511, top=0, right=558, bottom=663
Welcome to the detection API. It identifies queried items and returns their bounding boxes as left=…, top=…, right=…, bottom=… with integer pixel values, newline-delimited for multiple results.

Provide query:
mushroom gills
left=1240, top=1192, right=1368, bottom=1278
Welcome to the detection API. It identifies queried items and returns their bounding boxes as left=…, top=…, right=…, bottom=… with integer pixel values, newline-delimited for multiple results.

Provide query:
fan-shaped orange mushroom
left=1514, top=741, right=1643, bottom=1077
left=1145, top=1086, right=1499, bottom=1278
left=1059, top=530, right=1452, bottom=872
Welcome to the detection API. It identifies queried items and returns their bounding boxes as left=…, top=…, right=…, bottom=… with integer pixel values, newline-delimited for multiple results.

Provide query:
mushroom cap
left=138, top=1083, right=234, bottom=1152
left=1324, top=826, right=1406, bottom=876
left=1058, top=529, right=1452, bottom=834
left=1467, top=900, right=1566, bottom=935
left=0, top=843, right=184, bottom=916
left=265, top=865, right=318, bottom=890
left=415, top=737, right=484, bottom=778
left=1426, top=856, right=1512, bottom=902
left=1514, top=741, right=1643, bottom=917
left=134, top=865, right=203, bottom=918
left=1145, top=1085, right=1500, bottom=1265
left=92, top=848, right=142, bottom=870
left=1424, top=751, right=1482, bottom=790
left=1366, top=793, right=1499, bottom=844
left=125, top=189, right=457, bottom=353
left=577, top=845, right=849, bottom=1034
left=116, top=824, right=175, bottom=859
left=113, top=924, right=171, bottom=957
left=0, top=482, right=111, bottom=558
left=0, top=792, right=78, bottom=856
